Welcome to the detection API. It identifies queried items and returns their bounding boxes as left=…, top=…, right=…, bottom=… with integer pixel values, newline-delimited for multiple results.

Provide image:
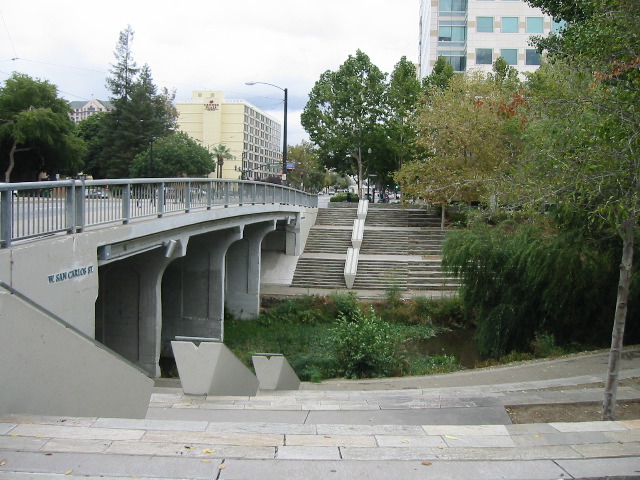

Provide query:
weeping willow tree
left=442, top=214, right=635, bottom=358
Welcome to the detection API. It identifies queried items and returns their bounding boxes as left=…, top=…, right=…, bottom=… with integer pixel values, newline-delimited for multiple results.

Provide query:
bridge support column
left=226, top=221, right=276, bottom=320
left=193, top=227, right=243, bottom=343
left=97, top=240, right=186, bottom=378
left=132, top=241, right=186, bottom=377
left=285, top=214, right=302, bottom=256
left=161, top=227, right=242, bottom=349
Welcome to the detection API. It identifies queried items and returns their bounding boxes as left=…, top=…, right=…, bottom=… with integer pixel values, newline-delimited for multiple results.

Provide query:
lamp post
left=148, top=136, right=157, bottom=176
left=245, top=81, right=288, bottom=184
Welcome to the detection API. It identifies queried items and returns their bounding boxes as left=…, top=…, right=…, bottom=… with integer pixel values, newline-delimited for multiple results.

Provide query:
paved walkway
left=1, top=349, right=639, bottom=479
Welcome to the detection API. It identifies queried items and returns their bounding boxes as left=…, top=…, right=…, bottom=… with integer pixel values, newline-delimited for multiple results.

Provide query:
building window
left=438, top=25, right=467, bottom=42
left=500, top=49, right=518, bottom=65
left=476, top=48, right=493, bottom=65
left=526, top=49, right=541, bottom=65
left=526, top=17, right=544, bottom=33
left=477, top=17, right=493, bottom=32
left=439, top=0, right=468, bottom=12
left=440, top=55, right=466, bottom=72
left=501, top=17, right=519, bottom=33
left=552, top=19, right=566, bottom=33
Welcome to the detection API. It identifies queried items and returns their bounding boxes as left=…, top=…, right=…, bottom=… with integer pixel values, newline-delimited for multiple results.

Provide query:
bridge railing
left=0, top=178, right=317, bottom=248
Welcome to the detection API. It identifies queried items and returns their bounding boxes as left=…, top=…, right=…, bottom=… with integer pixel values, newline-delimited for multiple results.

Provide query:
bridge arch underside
left=95, top=215, right=292, bottom=377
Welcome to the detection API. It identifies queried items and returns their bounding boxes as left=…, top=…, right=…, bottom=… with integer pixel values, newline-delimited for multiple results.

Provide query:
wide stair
left=290, top=204, right=357, bottom=289
left=290, top=203, right=458, bottom=294
left=5, top=357, right=640, bottom=479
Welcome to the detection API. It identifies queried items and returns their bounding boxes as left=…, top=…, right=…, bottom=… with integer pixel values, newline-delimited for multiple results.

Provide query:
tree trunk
left=602, top=211, right=636, bottom=420
left=5, top=139, right=18, bottom=183
left=441, top=203, right=446, bottom=230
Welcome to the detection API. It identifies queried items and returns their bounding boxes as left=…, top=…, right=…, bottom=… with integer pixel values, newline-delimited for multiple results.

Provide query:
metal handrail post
left=157, top=182, right=165, bottom=217
left=206, top=181, right=212, bottom=210
left=185, top=181, right=191, bottom=212
left=73, top=181, right=84, bottom=233
left=122, top=183, right=131, bottom=224
left=0, top=190, right=12, bottom=247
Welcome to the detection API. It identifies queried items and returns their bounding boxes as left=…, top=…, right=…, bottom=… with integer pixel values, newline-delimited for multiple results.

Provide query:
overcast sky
left=0, top=0, right=419, bottom=144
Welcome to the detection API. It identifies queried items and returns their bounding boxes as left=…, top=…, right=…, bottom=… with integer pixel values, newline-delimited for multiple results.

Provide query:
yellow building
left=175, top=91, right=282, bottom=180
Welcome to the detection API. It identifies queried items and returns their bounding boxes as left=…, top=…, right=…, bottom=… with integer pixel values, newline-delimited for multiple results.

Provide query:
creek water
left=414, top=328, right=481, bottom=368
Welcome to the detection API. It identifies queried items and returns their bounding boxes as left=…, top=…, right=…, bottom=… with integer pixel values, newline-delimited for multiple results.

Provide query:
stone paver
left=1, top=348, right=639, bottom=479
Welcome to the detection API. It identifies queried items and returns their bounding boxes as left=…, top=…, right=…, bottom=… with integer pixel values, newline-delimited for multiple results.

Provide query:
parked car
left=85, top=188, right=109, bottom=199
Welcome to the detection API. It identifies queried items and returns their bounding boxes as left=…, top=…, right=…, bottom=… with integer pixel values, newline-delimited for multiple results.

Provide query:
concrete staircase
left=288, top=203, right=459, bottom=295
left=4, top=349, right=640, bottom=479
left=291, top=257, right=347, bottom=289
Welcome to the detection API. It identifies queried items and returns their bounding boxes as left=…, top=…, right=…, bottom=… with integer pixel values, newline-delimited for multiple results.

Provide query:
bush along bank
left=224, top=293, right=468, bottom=382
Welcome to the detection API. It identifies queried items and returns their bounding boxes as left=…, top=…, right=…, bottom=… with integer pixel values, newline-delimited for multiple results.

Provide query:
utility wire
left=0, top=9, right=18, bottom=59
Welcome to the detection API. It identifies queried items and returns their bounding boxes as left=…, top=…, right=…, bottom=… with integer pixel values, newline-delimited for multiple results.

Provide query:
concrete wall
left=0, top=204, right=310, bottom=388
left=0, top=234, right=99, bottom=337
left=0, top=285, right=153, bottom=418
left=261, top=208, right=317, bottom=286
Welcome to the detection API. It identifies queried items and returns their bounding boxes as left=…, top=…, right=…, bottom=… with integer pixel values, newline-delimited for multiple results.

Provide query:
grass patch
left=224, top=295, right=467, bottom=382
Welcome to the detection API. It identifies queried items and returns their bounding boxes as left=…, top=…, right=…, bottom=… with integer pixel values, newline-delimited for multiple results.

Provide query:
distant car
left=85, top=188, right=109, bottom=199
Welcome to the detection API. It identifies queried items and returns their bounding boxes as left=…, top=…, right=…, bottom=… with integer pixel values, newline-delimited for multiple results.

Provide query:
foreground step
left=1, top=411, right=638, bottom=480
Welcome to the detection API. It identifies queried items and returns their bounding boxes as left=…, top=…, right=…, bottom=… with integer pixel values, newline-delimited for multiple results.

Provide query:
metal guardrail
left=0, top=178, right=317, bottom=248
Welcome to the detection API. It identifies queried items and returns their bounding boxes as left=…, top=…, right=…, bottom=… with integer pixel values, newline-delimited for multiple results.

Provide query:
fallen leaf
left=444, top=435, right=457, bottom=440
left=422, top=461, right=432, bottom=466
left=437, top=445, right=444, bottom=449
left=202, top=449, right=216, bottom=454
left=0, top=459, right=6, bottom=466
left=201, top=460, right=212, bottom=464
left=218, top=463, right=226, bottom=470
left=401, top=440, right=410, bottom=444
left=65, top=470, right=73, bottom=475
left=533, top=434, right=541, bottom=438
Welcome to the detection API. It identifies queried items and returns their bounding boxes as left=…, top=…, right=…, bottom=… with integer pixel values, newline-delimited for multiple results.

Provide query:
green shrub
left=531, top=332, right=565, bottom=358
left=376, top=296, right=466, bottom=328
left=385, top=282, right=402, bottom=308
left=288, top=353, right=340, bottom=382
left=329, top=192, right=358, bottom=203
left=327, top=291, right=361, bottom=322
left=332, top=307, right=397, bottom=379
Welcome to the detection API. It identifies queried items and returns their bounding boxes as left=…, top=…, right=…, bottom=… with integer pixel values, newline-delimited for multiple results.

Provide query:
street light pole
left=246, top=81, right=288, bottom=184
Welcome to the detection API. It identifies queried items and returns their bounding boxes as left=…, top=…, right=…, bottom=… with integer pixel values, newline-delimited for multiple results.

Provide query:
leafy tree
left=507, top=0, right=640, bottom=420
left=422, top=56, right=455, bottom=91
left=210, top=143, right=234, bottom=178
left=442, top=215, right=633, bottom=357
left=129, top=131, right=213, bottom=178
left=0, top=72, right=85, bottom=182
left=96, top=26, right=176, bottom=178
left=395, top=69, right=523, bottom=227
left=301, top=50, right=389, bottom=196
left=489, top=57, right=521, bottom=90
left=287, top=141, right=327, bottom=191
left=386, top=56, right=421, bottom=173
left=75, top=111, right=108, bottom=176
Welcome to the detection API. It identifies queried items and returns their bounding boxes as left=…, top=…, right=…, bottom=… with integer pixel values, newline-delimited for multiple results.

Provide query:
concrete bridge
left=0, top=178, right=317, bottom=418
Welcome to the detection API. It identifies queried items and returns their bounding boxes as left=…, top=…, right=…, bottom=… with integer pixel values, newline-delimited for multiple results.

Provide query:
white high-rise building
left=419, top=0, right=563, bottom=78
